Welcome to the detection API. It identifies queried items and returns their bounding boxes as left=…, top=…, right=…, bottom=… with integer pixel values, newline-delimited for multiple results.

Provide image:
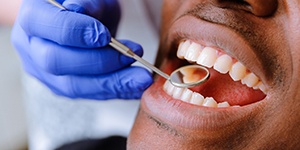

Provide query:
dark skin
left=128, top=0, right=300, bottom=149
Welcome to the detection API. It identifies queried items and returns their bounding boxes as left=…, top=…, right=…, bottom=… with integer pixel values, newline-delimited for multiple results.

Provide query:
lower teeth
left=163, top=81, right=236, bottom=108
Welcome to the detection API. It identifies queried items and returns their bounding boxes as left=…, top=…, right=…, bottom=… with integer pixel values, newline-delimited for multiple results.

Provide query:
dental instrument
left=47, top=0, right=210, bottom=88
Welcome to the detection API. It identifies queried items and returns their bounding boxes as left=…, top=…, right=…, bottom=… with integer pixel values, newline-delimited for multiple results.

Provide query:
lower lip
left=140, top=60, right=266, bottom=130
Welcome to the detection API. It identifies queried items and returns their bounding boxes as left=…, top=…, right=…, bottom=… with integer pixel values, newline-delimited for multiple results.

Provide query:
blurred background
left=0, top=26, right=28, bottom=149
left=0, top=0, right=28, bottom=149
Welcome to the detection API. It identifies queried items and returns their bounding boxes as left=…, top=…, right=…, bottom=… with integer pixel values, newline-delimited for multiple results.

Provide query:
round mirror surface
left=170, top=65, right=210, bottom=88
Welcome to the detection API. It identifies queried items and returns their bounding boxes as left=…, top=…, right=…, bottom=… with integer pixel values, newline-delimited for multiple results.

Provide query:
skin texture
left=128, top=0, right=300, bottom=149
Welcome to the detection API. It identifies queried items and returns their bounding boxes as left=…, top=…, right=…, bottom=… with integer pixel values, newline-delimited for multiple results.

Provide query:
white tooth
left=177, top=40, right=191, bottom=59
left=163, top=80, right=169, bottom=91
left=172, top=87, right=184, bottom=99
left=229, top=62, right=247, bottom=81
left=190, top=92, right=205, bottom=105
left=217, top=101, right=230, bottom=108
left=259, top=85, right=268, bottom=94
left=213, top=54, right=233, bottom=74
left=164, top=81, right=174, bottom=95
left=180, top=89, right=193, bottom=102
left=202, top=97, right=218, bottom=108
left=241, top=73, right=259, bottom=88
left=256, top=82, right=268, bottom=94
left=253, top=85, right=259, bottom=90
left=253, top=82, right=261, bottom=90
left=197, top=47, right=218, bottom=68
left=184, top=42, right=201, bottom=62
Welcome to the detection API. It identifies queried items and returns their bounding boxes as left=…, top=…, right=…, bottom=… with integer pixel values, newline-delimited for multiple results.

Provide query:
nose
left=243, top=0, right=278, bottom=16
left=217, top=0, right=278, bottom=17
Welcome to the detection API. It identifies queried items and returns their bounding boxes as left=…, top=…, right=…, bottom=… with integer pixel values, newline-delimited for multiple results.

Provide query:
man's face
left=128, top=0, right=300, bottom=149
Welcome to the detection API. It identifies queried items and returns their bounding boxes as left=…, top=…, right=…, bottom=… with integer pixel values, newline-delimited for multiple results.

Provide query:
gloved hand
left=11, top=0, right=153, bottom=100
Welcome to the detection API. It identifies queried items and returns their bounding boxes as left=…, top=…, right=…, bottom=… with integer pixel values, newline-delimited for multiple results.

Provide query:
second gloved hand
left=11, top=0, right=153, bottom=100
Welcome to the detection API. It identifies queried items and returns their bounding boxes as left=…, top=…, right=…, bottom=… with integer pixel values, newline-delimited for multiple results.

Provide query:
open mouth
left=140, top=16, right=270, bottom=130
left=162, top=40, right=267, bottom=108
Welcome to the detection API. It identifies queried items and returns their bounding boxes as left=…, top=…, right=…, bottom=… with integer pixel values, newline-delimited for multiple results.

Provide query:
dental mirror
left=47, top=0, right=210, bottom=88
left=170, top=65, right=210, bottom=88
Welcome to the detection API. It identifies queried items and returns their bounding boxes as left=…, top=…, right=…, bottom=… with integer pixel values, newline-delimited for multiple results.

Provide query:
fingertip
left=99, top=26, right=112, bottom=46
left=63, top=3, right=112, bottom=47
left=131, top=68, right=154, bottom=91
left=118, top=40, right=144, bottom=65
left=118, top=67, right=153, bottom=99
left=121, top=40, right=144, bottom=57
left=82, top=20, right=111, bottom=47
left=120, top=67, right=153, bottom=93
left=63, top=3, right=86, bottom=13
left=19, top=0, right=112, bottom=48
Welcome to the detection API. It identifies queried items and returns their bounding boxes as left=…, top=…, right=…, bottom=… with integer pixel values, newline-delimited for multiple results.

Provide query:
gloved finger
left=29, top=37, right=143, bottom=75
left=62, top=0, right=120, bottom=36
left=35, top=66, right=153, bottom=100
left=19, top=0, right=110, bottom=48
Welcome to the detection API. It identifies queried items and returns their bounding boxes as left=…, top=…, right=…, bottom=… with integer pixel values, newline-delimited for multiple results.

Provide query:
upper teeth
left=162, top=40, right=268, bottom=108
left=177, top=40, right=268, bottom=93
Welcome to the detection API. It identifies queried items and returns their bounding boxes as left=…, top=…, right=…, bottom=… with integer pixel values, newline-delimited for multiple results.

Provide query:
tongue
left=190, top=69, right=266, bottom=106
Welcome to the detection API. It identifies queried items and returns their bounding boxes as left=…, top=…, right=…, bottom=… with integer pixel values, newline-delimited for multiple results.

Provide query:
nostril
left=216, top=0, right=278, bottom=17
left=244, top=0, right=278, bottom=17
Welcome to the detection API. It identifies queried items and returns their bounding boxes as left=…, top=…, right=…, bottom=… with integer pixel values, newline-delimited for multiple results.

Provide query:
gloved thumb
left=62, top=0, right=120, bottom=36
left=19, top=0, right=111, bottom=48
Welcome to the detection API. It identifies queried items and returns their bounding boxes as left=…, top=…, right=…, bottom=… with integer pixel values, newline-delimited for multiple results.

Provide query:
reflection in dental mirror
left=170, top=65, right=210, bottom=88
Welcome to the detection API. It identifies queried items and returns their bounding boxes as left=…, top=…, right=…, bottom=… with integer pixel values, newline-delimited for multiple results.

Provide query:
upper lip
left=141, top=15, right=268, bottom=130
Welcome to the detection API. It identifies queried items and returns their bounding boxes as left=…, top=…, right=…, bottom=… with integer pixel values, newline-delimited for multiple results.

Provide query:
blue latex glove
left=11, top=0, right=153, bottom=100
